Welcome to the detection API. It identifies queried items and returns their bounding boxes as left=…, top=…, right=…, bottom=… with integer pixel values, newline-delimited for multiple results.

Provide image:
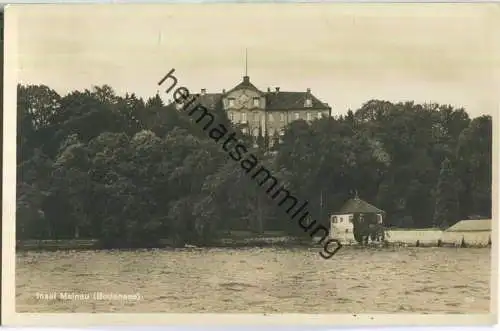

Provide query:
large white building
left=167, top=74, right=332, bottom=146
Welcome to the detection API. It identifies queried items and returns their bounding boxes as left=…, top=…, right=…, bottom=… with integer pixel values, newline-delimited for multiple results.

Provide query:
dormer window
left=305, top=98, right=312, bottom=108
left=228, top=98, right=235, bottom=107
left=253, top=98, right=259, bottom=107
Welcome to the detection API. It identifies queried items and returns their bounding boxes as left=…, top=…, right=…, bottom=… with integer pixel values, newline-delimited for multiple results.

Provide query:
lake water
left=16, top=247, right=491, bottom=313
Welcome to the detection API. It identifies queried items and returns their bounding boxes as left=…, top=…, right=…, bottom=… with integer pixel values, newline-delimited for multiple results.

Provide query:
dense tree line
left=16, top=84, right=492, bottom=247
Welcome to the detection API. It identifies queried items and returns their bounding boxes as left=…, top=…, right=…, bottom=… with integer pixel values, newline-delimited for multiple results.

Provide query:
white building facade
left=329, top=196, right=385, bottom=244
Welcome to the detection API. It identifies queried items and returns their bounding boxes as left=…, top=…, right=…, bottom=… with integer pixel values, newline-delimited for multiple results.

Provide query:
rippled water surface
left=16, top=247, right=491, bottom=313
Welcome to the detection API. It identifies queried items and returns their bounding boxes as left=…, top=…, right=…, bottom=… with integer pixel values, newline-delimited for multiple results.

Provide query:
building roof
left=164, top=92, right=222, bottom=112
left=197, top=93, right=223, bottom=110
left=335, top=197, right=384, bottom=214
left=264, top=91, right=329, bottom=110
left=445, top=219, right=492, bottom=232
left=165, top=76, right=330, bottom=112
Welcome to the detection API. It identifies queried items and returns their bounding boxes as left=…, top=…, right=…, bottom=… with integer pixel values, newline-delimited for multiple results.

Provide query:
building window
left=252, top=128, right=259, bottom=137
left=229, top=112, right=234, bottom=121
left=268, top=113, right=274, bottom=122
left=305, top=99, right=312, bottom=107
left=279, top=128, right=285, bottom=136
left=332, top=216, right=338, bottom=224
left=307, top=112, right=312, bottom=121
left=349, top=215, right=354, bottom=223
left=318, top=112, right=323, bottom=119
left=280, top=113, right=285, bottom=121
left=253, top=98, right=259, bottom=107
left=294, top=112, right=299, bottom=120
left=241, top=112, right=247, bottom=123
left=253, top=112, right=259, bottom=121
left=242, top=127, right=248, bottom=134
left=345, top=229, right=349, bottom=233
left=228, top=99, right=235, bottom=107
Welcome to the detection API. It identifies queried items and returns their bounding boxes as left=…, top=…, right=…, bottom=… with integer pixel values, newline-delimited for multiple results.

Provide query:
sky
left=10, top=3, right=500, bottom=117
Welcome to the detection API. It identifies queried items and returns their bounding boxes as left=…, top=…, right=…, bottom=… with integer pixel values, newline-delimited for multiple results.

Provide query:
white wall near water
left=441, top=231, right=491, bottom=245
left=386, top=230, right=443, bottom=244
left=330, top=228, right=491, bottom=246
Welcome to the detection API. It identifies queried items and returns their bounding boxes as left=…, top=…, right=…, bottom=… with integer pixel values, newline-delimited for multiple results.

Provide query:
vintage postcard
left=2, top=2, right=499, bottom=326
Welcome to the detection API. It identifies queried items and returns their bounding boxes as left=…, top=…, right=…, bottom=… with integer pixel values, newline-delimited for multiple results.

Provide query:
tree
left=433, top=157, right=459, bottom=228
left=456, top=116, right=492, bottom=219
left=16, top=82, right=492, bottom=246
left=51, top=135, right=92, bottom=239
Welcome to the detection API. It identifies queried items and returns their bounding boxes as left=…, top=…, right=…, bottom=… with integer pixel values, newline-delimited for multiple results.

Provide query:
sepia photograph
left=2, top=2, right=498, bottom=326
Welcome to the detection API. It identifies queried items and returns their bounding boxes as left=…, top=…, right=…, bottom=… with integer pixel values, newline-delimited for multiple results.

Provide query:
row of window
left=286, top=112, right=325, bottom=121
left=229, top=111, right=325, bottom=122
left=240, top=127, right=285, bottom=137
left=227, top=98, right=314, bottom=108
left=331, top=214, right=383, bottom=224
left=331, top=215, right=355, bottom=224
left=305, top=112, right=324, bottom=121
left=229, top=112, right=255, bottom=122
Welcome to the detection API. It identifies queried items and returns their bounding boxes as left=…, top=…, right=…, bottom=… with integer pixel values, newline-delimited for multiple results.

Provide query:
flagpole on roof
left=245, top=48, right=248, bottom=76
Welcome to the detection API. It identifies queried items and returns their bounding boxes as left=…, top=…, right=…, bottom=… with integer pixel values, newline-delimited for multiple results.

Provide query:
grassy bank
left=16, top=231, right=311, bottom=251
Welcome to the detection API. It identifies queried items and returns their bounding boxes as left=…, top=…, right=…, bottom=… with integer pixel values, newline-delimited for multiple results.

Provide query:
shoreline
left=16, top=236, right=491, bottom=252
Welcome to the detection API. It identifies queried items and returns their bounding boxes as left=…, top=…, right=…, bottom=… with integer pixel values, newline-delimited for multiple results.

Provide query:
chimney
left=275, top=87, right=280, bottom=93
left=222, top=89, right=226, bottom=94
left=201, top=88, right=206, bottom=95
left=243, top=76, right=250, bottom=83
left=267, top=87, right=271, bottom=92
left=306, top=88, right=311, bottom=94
